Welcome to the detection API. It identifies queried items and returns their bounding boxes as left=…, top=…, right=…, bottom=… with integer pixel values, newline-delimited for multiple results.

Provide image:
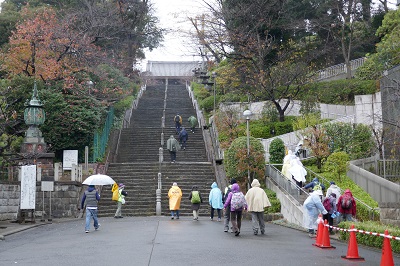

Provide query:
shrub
left=323, top=151, right=350, bottom=181
left=191, top=82, right=209, bottom=101
left=200, top=96, right=214, bottom=112
left=274, top=120, right=294, bottom=135
left=264, top=188, right=281, bottom=214
left=269, top=138, right=285, bottom=163
left=250, top=123, right=271, bottom=138
left=338, top=221, right=400, bottom=253
left=224, top=136, right=266, bottom=184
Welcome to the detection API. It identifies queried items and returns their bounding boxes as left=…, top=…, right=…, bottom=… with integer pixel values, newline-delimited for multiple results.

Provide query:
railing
left=265, top=164, right=309, bottom=203
left=315, top=57, right=366, bottom=81
left=92, top=107, right=114, bottom=163
left=305, top=167, right=379, bottom=220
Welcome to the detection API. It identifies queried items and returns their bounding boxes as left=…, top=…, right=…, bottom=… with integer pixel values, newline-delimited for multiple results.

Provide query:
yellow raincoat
left=168, top=185, right=182, bottom=210
left=112, top=183, right=119, bottom=201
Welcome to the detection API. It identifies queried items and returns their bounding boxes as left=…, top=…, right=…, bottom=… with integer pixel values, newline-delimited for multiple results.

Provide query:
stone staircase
left=98, top=84, right=216, bottom=217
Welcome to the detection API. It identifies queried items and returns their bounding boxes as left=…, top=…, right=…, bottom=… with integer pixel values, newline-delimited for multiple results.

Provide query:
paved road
left=0, top=216, right=398, bottom=266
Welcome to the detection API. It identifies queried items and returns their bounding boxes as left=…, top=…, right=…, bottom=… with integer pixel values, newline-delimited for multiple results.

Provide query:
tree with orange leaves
left=1, top=6, right=100, bottom=83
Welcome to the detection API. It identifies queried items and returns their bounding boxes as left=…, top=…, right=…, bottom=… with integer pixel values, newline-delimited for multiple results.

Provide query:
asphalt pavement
left=0, top=216, right=399, bottom=266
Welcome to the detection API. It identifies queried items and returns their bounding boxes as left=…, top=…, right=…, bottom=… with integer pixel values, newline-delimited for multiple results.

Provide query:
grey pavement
left=0, top=216, right=399, bottom=266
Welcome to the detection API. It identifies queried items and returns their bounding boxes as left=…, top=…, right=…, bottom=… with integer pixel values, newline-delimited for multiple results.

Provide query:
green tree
left=356, top=8, right=400, bottom=80
left=268, top=138, right=285, bottom=164
left=224, top=136, right=265, bottom=187
left=323, top=122, right=374, bottom=160
left=323, top=151, right=350, bottom=181
left=39, top=85, right=105, bottom=158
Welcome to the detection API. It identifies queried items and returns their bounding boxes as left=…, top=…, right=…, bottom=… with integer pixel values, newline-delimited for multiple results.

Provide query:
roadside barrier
left=341, top=224, right=364, bottom=261
left=312, top=218, right=398, bottom=265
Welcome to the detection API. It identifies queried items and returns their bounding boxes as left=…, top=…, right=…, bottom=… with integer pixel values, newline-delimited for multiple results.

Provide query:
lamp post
left=243, top=109, right=252, bottom=186
left=87, top=80, right=94, bottom=95
left=212, top=72, right=217, bottom=115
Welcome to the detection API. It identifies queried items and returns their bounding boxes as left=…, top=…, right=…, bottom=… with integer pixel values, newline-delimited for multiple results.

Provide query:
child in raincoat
left=168, top=182, right=182, bottom=219
left=114, top=183, right=127, bottom=218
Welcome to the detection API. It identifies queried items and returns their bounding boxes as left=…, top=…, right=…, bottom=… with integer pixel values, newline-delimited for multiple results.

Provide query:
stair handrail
left=186, top=85, right=211, bottom=162
left=266, top=164, right=309, bottom=204
left=304, top=166, right=378, bottom=219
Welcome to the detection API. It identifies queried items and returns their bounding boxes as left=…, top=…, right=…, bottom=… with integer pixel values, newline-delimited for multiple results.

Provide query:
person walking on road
left=303, top=190, right=327, bottom=237
left=209, top=182, right=223, bottom=221
left=80, top=185, right=100, bottom=233
left=336, top=189, right=356, bottom=222
left=223, top=178, right=237, bottom=232
left=168, top=182, right=182, bottom=219
left=174, top=113, right=182, bottom=134
left=166, top=135, right=180, bottom=163
left=114, top=183, right=127, bottom=219
left=188, top=185, right=203, bottom=220
left=223, top=183, right=247, bottom=236
left=188, top=115, right=198, bottom=133
left=178, top=127, right=188, bottom=150
left=245, top=179, right=271, bottom=235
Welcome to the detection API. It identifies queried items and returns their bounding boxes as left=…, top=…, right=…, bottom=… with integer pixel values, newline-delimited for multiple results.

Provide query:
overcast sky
left=143, top=0, right=206, bottom=63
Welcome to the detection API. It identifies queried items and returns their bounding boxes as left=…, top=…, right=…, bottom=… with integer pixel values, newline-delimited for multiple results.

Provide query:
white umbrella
left=82, top=174, right=115, bottom=186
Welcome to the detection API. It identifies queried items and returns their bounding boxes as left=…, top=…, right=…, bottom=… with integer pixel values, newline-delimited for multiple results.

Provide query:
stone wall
left=379, top=202, right=400, bottom=227
left=0, top=184, right=20, bottom=220
left=0, top=181, right=83, bottom=221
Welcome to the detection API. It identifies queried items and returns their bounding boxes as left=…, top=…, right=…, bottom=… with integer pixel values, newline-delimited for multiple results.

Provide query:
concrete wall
left=265, top=177, right=304, bottom=227
left=0, top=184, right=20, bottom=220
left=0, top=182, right=83, bottom=221
left=379, top=202, right=400, bottom=227
left=347, top=163, right=400, bottom=203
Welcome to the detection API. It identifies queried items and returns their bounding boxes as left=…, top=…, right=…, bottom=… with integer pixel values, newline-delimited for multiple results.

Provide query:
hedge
left=338, top=221, right=400, bottom=253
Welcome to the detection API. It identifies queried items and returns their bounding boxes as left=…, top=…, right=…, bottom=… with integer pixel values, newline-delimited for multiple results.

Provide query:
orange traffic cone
left=313, top=214, right=324, bottom=247
left=341, top=224, right=365, bottom=261
left=380, top=230, right=394, bottom=266
left=320, top=219, right=335, bottom=249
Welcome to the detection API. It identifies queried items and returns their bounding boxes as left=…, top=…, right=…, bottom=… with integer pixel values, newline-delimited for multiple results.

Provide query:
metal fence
left=92, top=107, right=114, bottom=162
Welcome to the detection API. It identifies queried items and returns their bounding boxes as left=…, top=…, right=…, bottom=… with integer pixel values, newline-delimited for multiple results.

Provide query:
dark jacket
left=304, top=178, right=326, bottom=191
left=179, top=128, right=188, bottom=141
left=81, top=187, right=100, bottom=209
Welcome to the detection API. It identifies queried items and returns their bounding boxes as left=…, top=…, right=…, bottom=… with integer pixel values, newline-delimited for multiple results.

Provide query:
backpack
left=341, top=194, right=353, bottom=209
left=322, top=197, right=332, bottom=212
left=175, top=115, right=181, bottom=123
left=191, top=191, right=201, bottom=204
left=223, top=187, right=231, bottom=203
left=230, top=192, right=246, bottom=210
left=313, top=183, right=322, bottom=191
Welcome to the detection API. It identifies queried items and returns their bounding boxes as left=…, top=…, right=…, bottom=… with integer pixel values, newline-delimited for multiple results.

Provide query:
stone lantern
left=21, top=81, right=47, bottom=154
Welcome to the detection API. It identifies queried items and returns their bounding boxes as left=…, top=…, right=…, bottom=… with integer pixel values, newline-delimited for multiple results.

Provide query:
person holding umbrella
left=80, top=185, right=100, bottom=233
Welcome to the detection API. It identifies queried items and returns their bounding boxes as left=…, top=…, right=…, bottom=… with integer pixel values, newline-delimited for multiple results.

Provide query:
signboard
left=41, top=181, right=54, bottom=192
left=20, top=165, right=37, bottom=210
left=63, top=150, right=78, bottom=170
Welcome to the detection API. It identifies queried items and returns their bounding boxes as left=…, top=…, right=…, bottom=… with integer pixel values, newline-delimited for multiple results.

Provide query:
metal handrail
left=266, top=164, right=309, bottom=204
left=304, top=166, right=379, bottom=219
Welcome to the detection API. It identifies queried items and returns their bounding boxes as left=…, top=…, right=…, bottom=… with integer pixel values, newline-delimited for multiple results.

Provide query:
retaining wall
left=265, top=177, right=304, bottom=227
left=0, top=182, right=83, bottom=221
